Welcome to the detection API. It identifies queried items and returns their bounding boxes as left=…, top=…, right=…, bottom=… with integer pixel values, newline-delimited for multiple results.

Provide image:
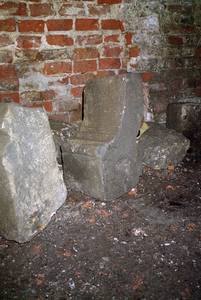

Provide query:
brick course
left=0, top=0, right=200, bottom=123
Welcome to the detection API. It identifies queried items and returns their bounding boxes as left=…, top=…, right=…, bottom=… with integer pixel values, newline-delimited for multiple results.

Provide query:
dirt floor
left=0, top=150, right=201, bottom=300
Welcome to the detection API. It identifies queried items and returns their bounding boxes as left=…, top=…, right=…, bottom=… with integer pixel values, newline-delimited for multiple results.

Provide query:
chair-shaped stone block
left=62, top=73, right=143, bottom=200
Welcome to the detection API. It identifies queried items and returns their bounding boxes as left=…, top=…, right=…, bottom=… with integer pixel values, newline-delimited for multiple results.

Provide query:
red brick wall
left=0, top=0, right=200, bottom=124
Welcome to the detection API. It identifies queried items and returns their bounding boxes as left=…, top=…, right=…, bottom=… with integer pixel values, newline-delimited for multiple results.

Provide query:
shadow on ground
left=0, top=152, right=201, bottom=300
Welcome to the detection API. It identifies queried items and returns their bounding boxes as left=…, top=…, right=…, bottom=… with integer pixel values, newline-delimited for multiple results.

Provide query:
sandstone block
left=62, top=73, right=143, bottom=200
left=0, top=103, right=67, bottom=243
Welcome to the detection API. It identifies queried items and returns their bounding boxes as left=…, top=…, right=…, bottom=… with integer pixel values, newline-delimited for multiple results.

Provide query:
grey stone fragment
left=166, top=102, right=201, bottom=143
left=137, top=122, right=190, bottom=169
left=62, top=73, right=144, bottom=200
left=0, top=103, right=67, bottom=243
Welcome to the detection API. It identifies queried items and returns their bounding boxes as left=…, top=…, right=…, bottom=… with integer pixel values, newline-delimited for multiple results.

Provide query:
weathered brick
left=150, top=82, right=167, bottom=92
left=48, top=77, right=69, bottom=87
left=0, top=77, right=19, bottom=92
left=18, top=20, right=44, bottom=33
left=43, top=62, right=72, bottom=75
left=95, top=70, right=115, bottom=78
left=39, top=49, right=70, bottom=61
left=24, top=0, right=40, bottom=2
left=59, top=3, right=85, bottom=16
left=121, top=57, right=129, bottom=69
left=164, top=25, right=195, bottom=34
left=58, top=101, right=79, bottom=112
left=76, top=34, right=102, bottom=46
left=30, top=3, right=54, bottom=17
left=125, top=32, right=132, bottom=45
left=20, top=91, right=40, bottom=102
left=149, top=91, right=180, bottom=102
left=195, top=58, right=201, bottom=67
left=17, top=36, right=41, bottom=48
left=0, top=64, right=16, bottom=78
left=99, top=58, right=121, bottom=70
left=43, top=101, right=53, bottom=112
left=0, top=92, right=19, bottom=103
left=165, top=58, right=184, bottom=69
left=46, top=19, right=73, bottom=31
left=49, top=114, right=70, bottom=123
left=0, top=18, right=16, bottom=32
left=46, top=35, right=73, bottom=47
left=196, top=47, right=201, bottom=57
left=23, top=102, right=42, bottom=109
left=142, top=72, right=158, bottom=82
left=101, top=19, right=124, bottom=31
left=74, top=60, right=97, bottom=73
left=195, top=89, right=201, bottom=97
left=15, top=49, right=39, bottom=62
left=153, top=102, right=168, bottom=112
left=75, top=19, right=99, bottom=31
left=88, top=4, right=110, bottom=16
left=103, top=45, right=122, bottom=57
left=0, top=50, right=13, bottom=63
left=168, top=5, right=192, bottom=15
left=185, top=78, right=201, bottom=88
left=130, top=45, right=140, bottom=57
left=41, top=90, right=56, bottom=100
left=169, top=79, right=183, bottom=90
left=98, top=0, right=122, bottom=4
left=69, top=109, right=82, bottom=123
left=104, top=34, right=120, bottom=43
left=70, top=73, right=95, bottom=85
left=71, top=86, right=84, bottom=98
left=162, top=69, right=189, bottom=80
left=72, top=48, right=99, bottom=60
left=185, top=88, right=201, bottom=98
left=0, top=34, right=14, bottom=46
left=0, top=2, right=27, bottom=16
left=118, top=69, right=128, bottom=75
left=168, top=36, right=183, bottom=44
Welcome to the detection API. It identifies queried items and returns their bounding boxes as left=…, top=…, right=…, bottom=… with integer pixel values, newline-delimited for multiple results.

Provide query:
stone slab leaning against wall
left=0, top=103, right=67, bottom=243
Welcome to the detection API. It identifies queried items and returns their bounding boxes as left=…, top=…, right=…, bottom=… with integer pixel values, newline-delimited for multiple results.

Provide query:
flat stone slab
left=62, top=73, right=144, bottom=200
left=137, top=122, right=190, bottom=169
left=0, top=103, right=67, bottom=243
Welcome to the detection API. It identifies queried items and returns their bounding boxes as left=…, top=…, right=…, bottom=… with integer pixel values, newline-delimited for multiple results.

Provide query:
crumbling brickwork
left=0, top=0, right=200, bottom=123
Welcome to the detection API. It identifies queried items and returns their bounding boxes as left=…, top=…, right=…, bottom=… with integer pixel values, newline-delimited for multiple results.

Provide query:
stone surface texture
left=166, top=102, right=201, bottom=144
left=137, top=122, right=190, bottom=169
left=0, top=103, right=67, bottom=243
left=62, top=73, right=143, bottom=200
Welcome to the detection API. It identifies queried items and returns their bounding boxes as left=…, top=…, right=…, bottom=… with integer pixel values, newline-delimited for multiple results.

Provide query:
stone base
left=62, top=73, right=144, bottom=200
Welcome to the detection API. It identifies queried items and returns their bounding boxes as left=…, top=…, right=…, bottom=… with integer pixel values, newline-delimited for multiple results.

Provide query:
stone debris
left=137, top=122, right=190, bottom=169
left=0, top=103, right=67, bottom=243
left=62, top=73, right=144, bottom=200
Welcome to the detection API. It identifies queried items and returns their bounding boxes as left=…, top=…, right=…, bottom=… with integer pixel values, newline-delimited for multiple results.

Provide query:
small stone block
left=166, top=102, right=201, bottom=143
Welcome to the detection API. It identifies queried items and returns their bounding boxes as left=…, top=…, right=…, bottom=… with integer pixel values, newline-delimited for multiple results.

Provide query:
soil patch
left=0, top=153, right=201, bottom=300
